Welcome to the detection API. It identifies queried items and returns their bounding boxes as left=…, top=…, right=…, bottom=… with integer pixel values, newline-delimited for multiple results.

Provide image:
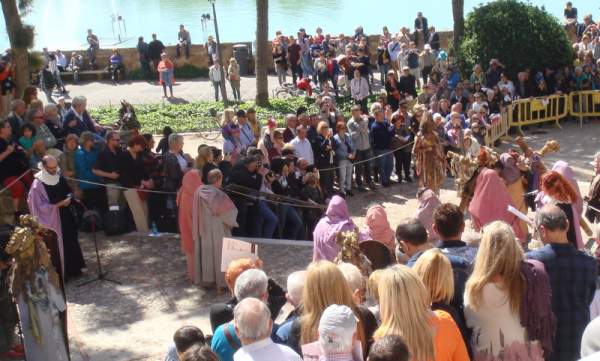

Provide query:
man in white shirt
left=387, top=35, right=402, bottom=73
left=289, top=125, right=314, bottom=165
left=233, top=298, right=301, bottom=361
left=55, top=50, right=67, bottom=71
left=209, top=60, right=223, bottom=101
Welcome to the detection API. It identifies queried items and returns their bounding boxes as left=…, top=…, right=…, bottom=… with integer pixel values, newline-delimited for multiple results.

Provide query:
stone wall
left=39, top=31, right=452, bottom=76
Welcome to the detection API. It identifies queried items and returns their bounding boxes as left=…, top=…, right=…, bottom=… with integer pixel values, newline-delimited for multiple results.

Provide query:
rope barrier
left=316, top=140, right=415, bottom=172
left=0, top=169, right=32, bottom=195
left=1, top=137, right=417, bottom=208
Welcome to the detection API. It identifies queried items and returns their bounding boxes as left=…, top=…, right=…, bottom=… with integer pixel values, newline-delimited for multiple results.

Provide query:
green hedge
left=458, top=0, right=573, bottom=76
left=90, top=95, right=378, bottom=134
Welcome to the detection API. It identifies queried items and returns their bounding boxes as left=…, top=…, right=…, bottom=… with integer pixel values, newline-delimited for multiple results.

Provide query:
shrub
left=458, top=0, right=573, bottom=76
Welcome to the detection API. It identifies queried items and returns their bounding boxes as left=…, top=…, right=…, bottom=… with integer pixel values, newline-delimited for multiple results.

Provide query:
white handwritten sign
left=220, top=237, right=258, bottom=272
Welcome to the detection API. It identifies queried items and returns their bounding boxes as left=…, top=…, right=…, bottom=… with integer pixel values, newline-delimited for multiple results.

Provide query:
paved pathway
left=60, top=75, right=301, bottom=107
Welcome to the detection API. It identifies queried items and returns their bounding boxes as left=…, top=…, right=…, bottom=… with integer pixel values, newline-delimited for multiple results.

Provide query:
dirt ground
left=38, top=120, right=600, bottom=361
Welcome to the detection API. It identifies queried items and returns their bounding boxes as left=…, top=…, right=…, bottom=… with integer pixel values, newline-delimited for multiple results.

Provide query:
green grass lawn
left=90, top=95, right=379, bottom=133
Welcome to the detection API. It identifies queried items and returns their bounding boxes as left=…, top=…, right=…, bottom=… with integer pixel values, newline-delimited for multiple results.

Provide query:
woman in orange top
left=157, top=52, right=174, bottom=98
left=375, top=265, right=469, bottom=361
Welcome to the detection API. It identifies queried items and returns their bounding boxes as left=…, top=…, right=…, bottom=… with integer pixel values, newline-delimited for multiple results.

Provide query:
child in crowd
left=18, top=123, right=36, bottom=154
left=155, top=126, right=173, bottom=155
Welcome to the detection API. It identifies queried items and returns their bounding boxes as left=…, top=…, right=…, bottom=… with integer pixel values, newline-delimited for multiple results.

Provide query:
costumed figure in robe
left=334, top=228, right=372, bottom=276
left=0, top=225, right=22, bottom=359
left=27, top=155, right=85, bottom=280
left=313, top=195, right=356, bottom=261
left=6, top=215, right=70, bottom=361
left=414, top=188, right=442, bottom=243
left=412, top=113, right=446, bottom=194
left=585, top=152, right=600, bottom=223
left=536, top=169, right=585, bottom=249
left=515, top=137, right=560, bottom=210
left=468, top=166, right=527, bottom=243
left=191, top=169, right=237, bottom=289
left=177, top=167, right=203, bottom=284
left=499, top=151, right=530, bottom=239
left=448, top=146, right=498, bottom=212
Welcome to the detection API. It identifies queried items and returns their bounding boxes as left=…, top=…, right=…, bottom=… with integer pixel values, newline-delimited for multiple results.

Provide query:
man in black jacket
left=147, top=33, right=166, bottom=74
left=228, top=156, right=262, bottom=236
left=428, top=26, right=440, bottom=51
left=399, top=66, right=417, bottom=98
left=414, top=12, right=429, bottom=48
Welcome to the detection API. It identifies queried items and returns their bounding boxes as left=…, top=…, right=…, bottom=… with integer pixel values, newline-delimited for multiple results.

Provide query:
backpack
left=103, top=207, right=128, bottom=236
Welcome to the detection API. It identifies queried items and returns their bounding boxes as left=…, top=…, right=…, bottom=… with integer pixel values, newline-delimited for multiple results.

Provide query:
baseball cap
left=318, top=304, right=358, bottom=339
left=236, top=109, right=246, bottom=118
left=424, top=44, right=431, bottom=50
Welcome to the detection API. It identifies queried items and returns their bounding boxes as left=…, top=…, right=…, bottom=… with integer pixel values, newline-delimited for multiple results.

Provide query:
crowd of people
left=161, top=199, right=599, bottom=361
left=1, top=3, right=600, bottom=361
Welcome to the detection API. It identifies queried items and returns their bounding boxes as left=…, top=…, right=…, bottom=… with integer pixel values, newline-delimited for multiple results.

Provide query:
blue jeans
left=258, top=201, right=278, bottom=238
left=279, top=205, right=303, bottom=240
left=374, top=149, right=393, bottom=186
left=300, top=53, right=314, bottom=77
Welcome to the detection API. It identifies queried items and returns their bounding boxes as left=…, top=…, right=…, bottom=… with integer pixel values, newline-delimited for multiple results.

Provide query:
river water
left=1, top=0, right=597, bottom=51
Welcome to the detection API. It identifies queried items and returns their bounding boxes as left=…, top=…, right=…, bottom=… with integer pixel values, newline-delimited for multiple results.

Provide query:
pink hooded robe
left=469, top=168, right=527, bottom=242
left=360, top=205, right=395, bottom=252
left=414, top=189, right=442, bottom=242
left=313, top=195, right=356, bottom=261
left=177, top=170, right=203, bottom=282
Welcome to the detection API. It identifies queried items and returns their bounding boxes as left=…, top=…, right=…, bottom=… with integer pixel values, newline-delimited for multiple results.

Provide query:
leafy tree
left=255, top=0, right=269, bottom=106
left=1, top=0, right=35, bottom=98
left=459, top=0, right=573, bottom=75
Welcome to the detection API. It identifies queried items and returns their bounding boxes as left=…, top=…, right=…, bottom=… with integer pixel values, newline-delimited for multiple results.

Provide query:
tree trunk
left=255, top=0, right=269, bottom=106
left=1, top=0, right=32, bottom=98
left=452, top=0, right=465, bottom=53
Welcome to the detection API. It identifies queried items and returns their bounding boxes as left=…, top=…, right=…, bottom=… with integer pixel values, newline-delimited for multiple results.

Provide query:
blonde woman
left=413, top=249, right=471, bottom=356
left=284, top=261, right=376, bottom=358
left=375, top=265, right=468, bottom=361
left=464, top=221, right=553, bottom=361
left=221, top=108, right=235, bottom=128
left=227, top=58, right=241, bottom=102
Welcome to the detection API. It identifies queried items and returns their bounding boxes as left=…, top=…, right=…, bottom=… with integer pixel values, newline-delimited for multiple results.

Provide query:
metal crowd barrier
left=509, top=94, right=569, bottom=135
left=485, top=108, right=511, bottom=147
left=569, top=90, right=600, bottom=127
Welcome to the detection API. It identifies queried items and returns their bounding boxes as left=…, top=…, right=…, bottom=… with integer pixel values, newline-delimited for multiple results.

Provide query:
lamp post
left=208, top=0, right=229, bottom=104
